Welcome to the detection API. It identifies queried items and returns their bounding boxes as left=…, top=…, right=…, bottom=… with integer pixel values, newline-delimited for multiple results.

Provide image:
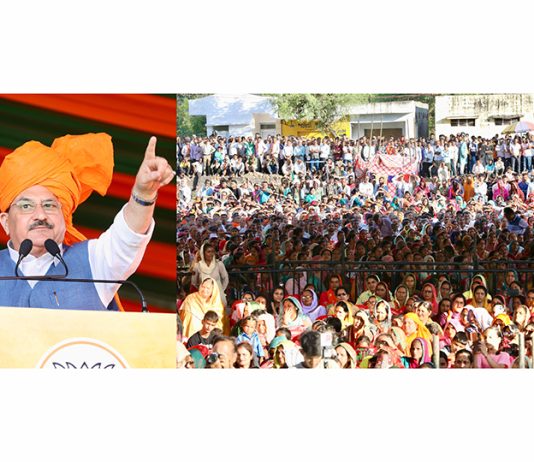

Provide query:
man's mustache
left=29, top=220, right=54, bottom=231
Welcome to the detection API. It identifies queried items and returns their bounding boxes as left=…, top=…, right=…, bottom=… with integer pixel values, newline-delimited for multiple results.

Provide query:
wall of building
left=435, top=94, right=534, bottom=138
left=207, top=123, right=252, bottom=137
left=350, top=121, right=407, bottom=139
left=253, top=113, right=282, bottom=136
left=347, top=101, right=428, bottom=140
left=280, top=117, right=350, bottom=138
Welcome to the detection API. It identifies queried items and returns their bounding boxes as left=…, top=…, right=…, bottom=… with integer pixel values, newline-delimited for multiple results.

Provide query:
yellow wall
left=281, top=117, right=350, bottom=138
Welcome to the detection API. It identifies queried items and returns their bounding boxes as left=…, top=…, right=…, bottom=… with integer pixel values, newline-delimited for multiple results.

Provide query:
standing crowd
left=177, top=132, right=534, bottom=185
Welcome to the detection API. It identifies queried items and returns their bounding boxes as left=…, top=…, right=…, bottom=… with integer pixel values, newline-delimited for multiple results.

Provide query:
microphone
left=44, top=239, right=68, bottom=277
left=14, top=239, right=33, bottom=277
left=0, top=273, right=149, bottom=313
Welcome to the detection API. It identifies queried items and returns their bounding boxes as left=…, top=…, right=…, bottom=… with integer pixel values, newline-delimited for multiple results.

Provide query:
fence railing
left=178, top=258, right=534, bottom=307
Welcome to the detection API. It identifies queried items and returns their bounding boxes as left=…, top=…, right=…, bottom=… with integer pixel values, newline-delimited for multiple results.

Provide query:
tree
left=177, top=94, right=207, bottom=138
left=269, top=94, right=370, bottom=136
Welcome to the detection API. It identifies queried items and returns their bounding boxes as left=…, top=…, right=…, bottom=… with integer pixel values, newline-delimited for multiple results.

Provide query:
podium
left=0, top=307, right=177, bottom=368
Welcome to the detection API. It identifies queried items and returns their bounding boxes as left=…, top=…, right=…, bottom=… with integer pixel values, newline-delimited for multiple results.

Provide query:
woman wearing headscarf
left=402, top=312, right=433, bottom=351
left=392, top=284, right=410, bottom=316
left=468, top=284, right=493, bottom=312
left=373, top=300, right=392, bottom=334
left=269, top=336, right=304, bottom=368
left=420, top=282, right=439, bottom=316
left=278, top=296, right=312, bottom=340
left=328, top=301, right=354, bottom=330
left=347, top=310, right=378, bottom=346
left=419, top=255, right=436, bottom=282
left=257, top=312, right=276, bottom=353
left=474, top=326, right=514, bottom=368
left=500, top=270, right=520, bottom=298
left=190, top=243, right=229, bottom=306
left=402, top=273, right=418, bottom=297
left=335, top=342, right=357, bottom=369
left=463, top=274, right=491, bottom=303
left=373, top=332, right=406, bottom=367
left=439, top=318, right=464, bottom=350
left=463, top=176, right=475, bottom=202
left=369, top=335, right=406, bottom=368
left=437, top=279, right=453, bottom=302
left=513, top=305, right=531, bottom=332
left=179, top=277, right=227, bottom=339
left=414, top=300, right=434, bottom=328
left=300, top=288, right=327, bottom=322
left=401, top=337, right=432, bottom=368
left=374, top=281, right=393, bottom=303
left=492, top=178, right=510, bottom=201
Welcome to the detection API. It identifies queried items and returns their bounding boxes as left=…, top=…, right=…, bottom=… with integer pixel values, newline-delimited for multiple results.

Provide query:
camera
left=206, top=352, right=220, bottom=366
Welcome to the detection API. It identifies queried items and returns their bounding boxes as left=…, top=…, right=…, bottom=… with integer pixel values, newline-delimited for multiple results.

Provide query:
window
left=260, top=124, right=276, bottom=130
left=494, top=117, right=520, bottom=126
left=450, top=119, right=475, bottom=127
left=212, top=125, right=229, bottom=132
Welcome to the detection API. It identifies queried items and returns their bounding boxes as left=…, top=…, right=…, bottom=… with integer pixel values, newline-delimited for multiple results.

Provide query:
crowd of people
left=176, top=131, right=534, bottom=369
left=176, top=132, right=534, bottom=184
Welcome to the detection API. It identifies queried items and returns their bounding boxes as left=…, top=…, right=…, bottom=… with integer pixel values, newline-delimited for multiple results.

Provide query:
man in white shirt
left=0, top=133, right=174, bottom=310
left=358, top=175, right=374, bottom=198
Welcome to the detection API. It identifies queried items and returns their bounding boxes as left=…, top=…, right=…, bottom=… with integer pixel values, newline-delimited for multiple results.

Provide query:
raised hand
left=134, top=136, right=176, bottom=199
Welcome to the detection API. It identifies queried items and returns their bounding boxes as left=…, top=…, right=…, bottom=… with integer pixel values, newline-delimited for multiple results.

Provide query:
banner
left=367, top=153, right=418, bottom=176
left=0, top=307, right=176, bottom=368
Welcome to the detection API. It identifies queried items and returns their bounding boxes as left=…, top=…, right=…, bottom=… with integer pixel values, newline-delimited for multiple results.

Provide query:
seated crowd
left=176, top=133, right=534, bottom=369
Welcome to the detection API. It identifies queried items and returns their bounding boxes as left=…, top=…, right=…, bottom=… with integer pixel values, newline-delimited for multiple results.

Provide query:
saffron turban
left=0, top=133, right=114, bottom=245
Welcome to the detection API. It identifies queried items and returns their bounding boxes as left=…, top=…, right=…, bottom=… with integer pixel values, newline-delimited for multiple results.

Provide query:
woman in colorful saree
left=473, top=326, right=514, bottom=369
left=180, top=276, right=226, bottom=339
left=300, top=288, right=327, bottom=322
left=278, top=296, right=312, bottom=340
left=420, top=282, right=439, bottom=316
left=373, top=300, right=392, bottom=334
left=402, top=312, right=433, bottom=346
left=328, top=301, right=354, bottom=329
left=401, top=337, right=432, bottom=368
left=335, top=342, right=357, bottom=369
left=392, top=284, right=410, bottom=316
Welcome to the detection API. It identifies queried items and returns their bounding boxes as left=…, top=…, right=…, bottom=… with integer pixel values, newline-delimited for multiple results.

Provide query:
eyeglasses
left=11, top=198, right=61, bottom=214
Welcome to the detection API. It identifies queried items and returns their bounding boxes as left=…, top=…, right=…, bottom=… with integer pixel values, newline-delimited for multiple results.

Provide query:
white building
left=348, top=101, right=429, bottom=140
left=435, top=94, right=534, bottom=138
left=187, top=94, right=280, bottom=138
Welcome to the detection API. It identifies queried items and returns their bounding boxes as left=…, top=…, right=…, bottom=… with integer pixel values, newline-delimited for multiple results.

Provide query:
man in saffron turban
left=0, top=133, right=174, bottom=310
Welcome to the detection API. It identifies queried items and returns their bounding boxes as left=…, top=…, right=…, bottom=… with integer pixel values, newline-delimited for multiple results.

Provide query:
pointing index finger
left=144, top=136, right=157, bottom=160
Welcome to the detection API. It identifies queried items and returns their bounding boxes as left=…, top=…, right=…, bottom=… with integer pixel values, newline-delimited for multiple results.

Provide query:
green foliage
left=177, top=94, right=207, bottom=138
left=269, top=93, right=370, bottom=136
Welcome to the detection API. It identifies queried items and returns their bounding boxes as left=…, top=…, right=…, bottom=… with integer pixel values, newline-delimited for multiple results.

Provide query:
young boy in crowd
left=186, top=311, right=220, bottom=349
